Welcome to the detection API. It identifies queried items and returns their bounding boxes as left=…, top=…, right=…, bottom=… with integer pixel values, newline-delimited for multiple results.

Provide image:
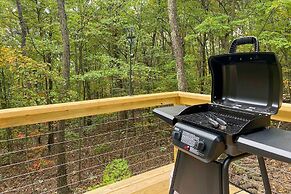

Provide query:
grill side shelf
left=236, top=128, right=291, bottom=163
left=153, top=105, right=188, bottom=125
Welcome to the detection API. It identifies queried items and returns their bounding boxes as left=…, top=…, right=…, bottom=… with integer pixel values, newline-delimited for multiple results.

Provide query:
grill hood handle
left=229, top=36, right=259, bottom=53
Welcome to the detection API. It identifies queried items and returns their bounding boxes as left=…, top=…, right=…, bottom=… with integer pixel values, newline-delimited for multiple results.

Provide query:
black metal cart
left=153, top=37, right=291, bottom=194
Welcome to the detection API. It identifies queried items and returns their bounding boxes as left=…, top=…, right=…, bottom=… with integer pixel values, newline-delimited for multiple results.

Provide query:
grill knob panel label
left=181, top=131, right=200, bottom=147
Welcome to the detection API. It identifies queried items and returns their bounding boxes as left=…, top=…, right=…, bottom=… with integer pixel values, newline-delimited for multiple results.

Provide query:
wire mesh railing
left=0, top=108, right=173, bottom=193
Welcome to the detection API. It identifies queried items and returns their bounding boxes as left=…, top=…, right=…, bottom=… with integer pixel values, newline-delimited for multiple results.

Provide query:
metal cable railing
left=3, top=150, right=172, bottom=193
left=229, top=151, right=291, bottom=194
left=0, top=104, right=290, bottom=193
left=0, top=109, right=173, bottom=193
left=0, top=123, right=163, bottom=159
left=0, top=137, right=170, bottom=182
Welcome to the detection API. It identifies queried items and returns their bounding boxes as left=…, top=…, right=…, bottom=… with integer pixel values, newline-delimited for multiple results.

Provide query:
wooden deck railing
left=0, top=91, right=290, bottom=129
left=0, top=92, right=180, bottom=129
left=0, top=92, right=290, bottom=194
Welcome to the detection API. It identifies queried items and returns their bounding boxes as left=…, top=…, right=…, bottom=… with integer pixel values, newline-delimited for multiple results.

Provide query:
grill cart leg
left=169, top=150, right=182, bottom=194
left=222, top=154, right=249, bottom=194
left=222, top=154, right=272, bottom=194
left=257, top=156, right=272, bottom=194
left=222, top=156, right=232, bottom=194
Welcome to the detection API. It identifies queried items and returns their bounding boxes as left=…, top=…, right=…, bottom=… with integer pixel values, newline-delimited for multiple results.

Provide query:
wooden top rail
left=0, top=92, right=179, bottom=129
left=0, top=91, right=290, bottom=129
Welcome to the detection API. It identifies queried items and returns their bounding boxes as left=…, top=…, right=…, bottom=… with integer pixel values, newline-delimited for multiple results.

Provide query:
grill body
left=172, top=103, right=272, bottom=161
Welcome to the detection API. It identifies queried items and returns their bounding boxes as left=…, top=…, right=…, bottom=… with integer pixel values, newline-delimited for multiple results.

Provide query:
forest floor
left=230, top=122, right=291, bottom=194
left=230, top=156, right=291, bottom=194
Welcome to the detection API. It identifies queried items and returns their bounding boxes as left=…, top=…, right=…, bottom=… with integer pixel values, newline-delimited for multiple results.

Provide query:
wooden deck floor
left=85, top=164, right=249, bottom=194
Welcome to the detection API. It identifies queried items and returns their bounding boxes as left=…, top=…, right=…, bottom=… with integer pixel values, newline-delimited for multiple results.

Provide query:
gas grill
left=175, top=104, right=269, bottom=136
left=153, top=37, right=291, bottom=194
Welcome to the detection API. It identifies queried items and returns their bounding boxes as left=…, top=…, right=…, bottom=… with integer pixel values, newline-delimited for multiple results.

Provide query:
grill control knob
left=197, top=141, right=205, bottom=151
left=172, top=130, right=181, bottom=140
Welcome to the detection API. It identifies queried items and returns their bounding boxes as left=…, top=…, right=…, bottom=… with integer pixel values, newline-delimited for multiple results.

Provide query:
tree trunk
left=57, top=0, right=70, bottom=90
left=16, top=0, right=27, bottom=55
left=46, top=62, right=54, bottom=153
left=55, top=121, right=71, bottom=194
left=56, top=0, right=71, bottom=193
left=167, top=0, right=187, bottom=91
left=198, top=33, right=207, bottom=93
left=47, top=56, right=55, bottom=153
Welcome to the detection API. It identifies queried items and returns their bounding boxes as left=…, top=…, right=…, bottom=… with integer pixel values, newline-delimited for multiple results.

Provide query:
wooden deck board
left=236, top=191, right=249, bottom=194
left=86, top=164, right=173, bottom=194
left=86, top=163, right=247, bottom=194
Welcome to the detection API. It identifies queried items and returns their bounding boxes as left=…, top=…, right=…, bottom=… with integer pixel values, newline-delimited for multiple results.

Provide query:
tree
left=15, top=0, right=27, bottom=55
left=56, top=0, right=71, bottom=193
left=167, top=0, right=187, bottom=91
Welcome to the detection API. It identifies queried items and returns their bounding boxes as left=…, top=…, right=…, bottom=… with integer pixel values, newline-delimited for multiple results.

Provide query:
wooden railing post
left=173, top=94, right=182, bottom=162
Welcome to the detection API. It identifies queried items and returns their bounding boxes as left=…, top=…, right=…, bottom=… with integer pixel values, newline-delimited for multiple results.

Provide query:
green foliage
left=0, top=155, right=10, bottom=166
left=158, top=130, right=170, bottom=138
left=94, top=144, right=112, bottom=155
left=87, top=158, right=132, bottom=190
left=65, top=131, right=79, bottom=141
left=0, top=47, right=61, bottom=107
left=260, top=31, right=291, bottom=50
left=195, top=14, right=231, bottom=35
left=102, top=159, right=132, bottom=185
left=0, top=0, right=290, bottom=108
left=159, top=146, right=167, bottom=152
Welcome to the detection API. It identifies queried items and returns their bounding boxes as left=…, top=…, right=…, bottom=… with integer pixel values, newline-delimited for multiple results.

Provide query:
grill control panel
left=173, top=122, right=225, bottom=163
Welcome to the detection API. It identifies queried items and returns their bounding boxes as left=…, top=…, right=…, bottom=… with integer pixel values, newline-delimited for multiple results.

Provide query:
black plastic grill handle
left=229, top=36, right=259, bottom=53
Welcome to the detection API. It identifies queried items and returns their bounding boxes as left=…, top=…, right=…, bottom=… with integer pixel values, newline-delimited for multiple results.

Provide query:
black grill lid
left=208, top=37, right=282, bottom=115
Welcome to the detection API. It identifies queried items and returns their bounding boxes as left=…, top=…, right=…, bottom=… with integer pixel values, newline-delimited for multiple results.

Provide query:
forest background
left=0, top=0, right=290, bottom=109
